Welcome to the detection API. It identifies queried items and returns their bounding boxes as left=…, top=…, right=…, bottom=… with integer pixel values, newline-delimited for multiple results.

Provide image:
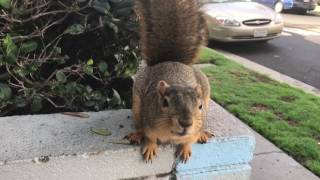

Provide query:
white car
left=200, top=0, right=284, bottom=42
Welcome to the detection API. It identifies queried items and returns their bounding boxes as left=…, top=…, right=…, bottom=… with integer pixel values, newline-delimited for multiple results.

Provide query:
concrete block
left=176, top=164, right=251, bottom=180
left=0, top=110, right=175, bottom=180
left=0, top=147, right=174, bottom=180
left=176, top=137, right=255, bottom=173
left=0, top=101, right=255, bottom=180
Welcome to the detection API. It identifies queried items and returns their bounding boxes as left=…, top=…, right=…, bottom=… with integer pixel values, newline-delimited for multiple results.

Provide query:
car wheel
left=274, top=1, right=284, bottom=13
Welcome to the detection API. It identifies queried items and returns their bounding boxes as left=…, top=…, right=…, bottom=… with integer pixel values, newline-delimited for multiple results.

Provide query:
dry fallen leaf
left=90, top=127, right=112, bottom=136
left=107, top=140, right=131, bottom=145
left=62, top=112, right=90, bottom=118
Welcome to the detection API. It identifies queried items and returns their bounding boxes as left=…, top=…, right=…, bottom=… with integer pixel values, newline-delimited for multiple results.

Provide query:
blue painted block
left=176, top=136, right=255, bottom=173
left=176, top=164, right=251, bottom=180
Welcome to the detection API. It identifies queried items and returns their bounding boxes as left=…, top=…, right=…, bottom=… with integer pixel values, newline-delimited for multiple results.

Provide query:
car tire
left=274, top=1, right=284, bottom=13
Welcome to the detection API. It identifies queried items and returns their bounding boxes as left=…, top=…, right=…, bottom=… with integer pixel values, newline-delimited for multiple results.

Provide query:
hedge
left=0, top=0, right=139, bottom=116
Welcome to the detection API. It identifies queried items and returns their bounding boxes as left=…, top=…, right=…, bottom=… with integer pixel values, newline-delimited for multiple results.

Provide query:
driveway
left=210, top=13, right=320, bottom=89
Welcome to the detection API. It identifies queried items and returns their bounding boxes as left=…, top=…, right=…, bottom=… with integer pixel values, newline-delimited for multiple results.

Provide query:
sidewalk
left=217, top=50, right=320, bottom=180
left=251, top=127, right=319, bottom=180
left=282, top=13, right=320, bottom=33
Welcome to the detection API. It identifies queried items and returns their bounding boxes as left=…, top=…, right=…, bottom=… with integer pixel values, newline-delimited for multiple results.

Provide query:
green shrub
left=0, top=0, right=139, bottom=116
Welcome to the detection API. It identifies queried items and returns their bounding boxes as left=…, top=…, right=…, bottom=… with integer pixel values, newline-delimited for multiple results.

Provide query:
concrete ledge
left=0, top=101, right=255, bottom=180
left=1, top=147, right=175, bottom=180
left=177, top=164, right=252, bottom=180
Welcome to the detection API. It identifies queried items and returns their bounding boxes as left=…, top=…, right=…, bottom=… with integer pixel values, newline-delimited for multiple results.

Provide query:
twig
left=39, top=94, right=66, bottom=108
left=21, top=10, right=70, bottom=23
left=5, top=65, right=24, bottom=88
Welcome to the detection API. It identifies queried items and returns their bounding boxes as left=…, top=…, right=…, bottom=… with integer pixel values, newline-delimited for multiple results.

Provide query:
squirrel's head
left=157, top=80, right=204, bottom=137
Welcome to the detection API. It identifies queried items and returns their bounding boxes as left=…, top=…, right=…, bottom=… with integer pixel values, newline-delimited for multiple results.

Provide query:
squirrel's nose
left=178, top=120, right=192, bottom=128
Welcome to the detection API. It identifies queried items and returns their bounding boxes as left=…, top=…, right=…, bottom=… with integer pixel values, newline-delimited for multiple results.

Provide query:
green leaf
left=3, top=34, right=17, bottom=55
left=84, top=101, right=95, bottom=107
left=0, top=83, right=12, bottom=101
left=0, top=0, right=10, bottom=9
left=90, top=127, right=112, bottom=136
left=5, top=53, right=16, bottom=64
left=0, top=55, right=4, bottom=66
left=31, top=96, right=43, bottom=112
left=113, top=7, right=133, bottom=17
left=56, top=70, right=67, bottom=83
left=2, top=35, right=17, bottom=64
left=106, top=21, right=119, bottom=33
left=98, top=62, right=108, bottom=73
left=20, top=41, right=38, bottom=53
left=83, top=65, right=94, bottom=75
left=110, top=0, right=134, bottom=9
left=92, top=0, right=111, bottom=14
left=87, top=58, right=94, bottom=65
left=54, top=47, right=62, bottom=54
left=25, top=63, right=38, bottom=73
left=65, top=24, right=85, bottom=35
left=86, top=85, right=93, bottom=93
left=13, top=96, right=28, bottom=108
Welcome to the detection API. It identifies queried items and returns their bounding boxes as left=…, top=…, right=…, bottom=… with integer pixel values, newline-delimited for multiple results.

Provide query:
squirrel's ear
left=195, top=85, right=202, bottom=98
left=157, top=80, right=170, bottom=96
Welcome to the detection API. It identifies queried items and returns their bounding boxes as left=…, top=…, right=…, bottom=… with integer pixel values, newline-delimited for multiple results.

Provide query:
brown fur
left=135, top=0, right=207, bottom=66
left=126, top=0, right=212, bottom=163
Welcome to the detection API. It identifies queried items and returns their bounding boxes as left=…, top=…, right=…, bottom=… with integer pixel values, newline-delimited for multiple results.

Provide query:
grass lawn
left=199, top=47, right=320, bottom=176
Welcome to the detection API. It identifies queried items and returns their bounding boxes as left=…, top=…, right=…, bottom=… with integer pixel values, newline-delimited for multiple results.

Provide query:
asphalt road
left=210, top=13, right=320, bottom=89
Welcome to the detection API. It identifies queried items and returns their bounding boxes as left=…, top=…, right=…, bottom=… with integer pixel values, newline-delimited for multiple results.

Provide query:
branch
left=39, top=94, right=66, bottom=108
left=26, top=10, right=69, bottom=22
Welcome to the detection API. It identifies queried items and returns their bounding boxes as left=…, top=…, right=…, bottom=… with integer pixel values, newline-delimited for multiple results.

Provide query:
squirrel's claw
left=124, top=131, right=144, bottom=145
left=176, top=145, right=192, bottom=163
left=197, top=131, right=214, bottom=144
left=142, top=143, right=158, bottom=163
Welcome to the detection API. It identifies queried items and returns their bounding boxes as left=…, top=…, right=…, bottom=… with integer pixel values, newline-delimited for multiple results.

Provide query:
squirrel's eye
left=163, top=99, right=169, bottom=108
left=199, top=104, right=203, bottom=110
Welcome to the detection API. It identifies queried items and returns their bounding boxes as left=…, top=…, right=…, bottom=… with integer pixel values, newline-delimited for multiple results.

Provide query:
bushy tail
left=135, top=0, right=207, bottom=66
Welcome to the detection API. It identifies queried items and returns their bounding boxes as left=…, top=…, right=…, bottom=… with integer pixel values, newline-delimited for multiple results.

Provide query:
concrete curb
left=217, top=49, right=320, bottom=97
left=285, top=24, right=320, bottom=33
left=251, top=130, right=320, bottom=180
left=0, top=101, right=255, bottom=180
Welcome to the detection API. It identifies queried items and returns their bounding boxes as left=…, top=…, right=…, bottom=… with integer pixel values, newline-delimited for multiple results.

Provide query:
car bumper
left=208, top=22, right=283, bottom=42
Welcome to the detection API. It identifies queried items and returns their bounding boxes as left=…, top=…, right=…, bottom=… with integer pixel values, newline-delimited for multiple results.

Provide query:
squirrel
left=125, top=0, right=213, bottom=163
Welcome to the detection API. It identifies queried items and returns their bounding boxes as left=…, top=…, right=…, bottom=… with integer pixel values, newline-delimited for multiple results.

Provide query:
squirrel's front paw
left=124, top=130, right=144, bottom=145
left=176, top=144, right=192, bottom=163
left=197, top=131, right=214, bottom=144
left=142, top=142, right=158, bottom=163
